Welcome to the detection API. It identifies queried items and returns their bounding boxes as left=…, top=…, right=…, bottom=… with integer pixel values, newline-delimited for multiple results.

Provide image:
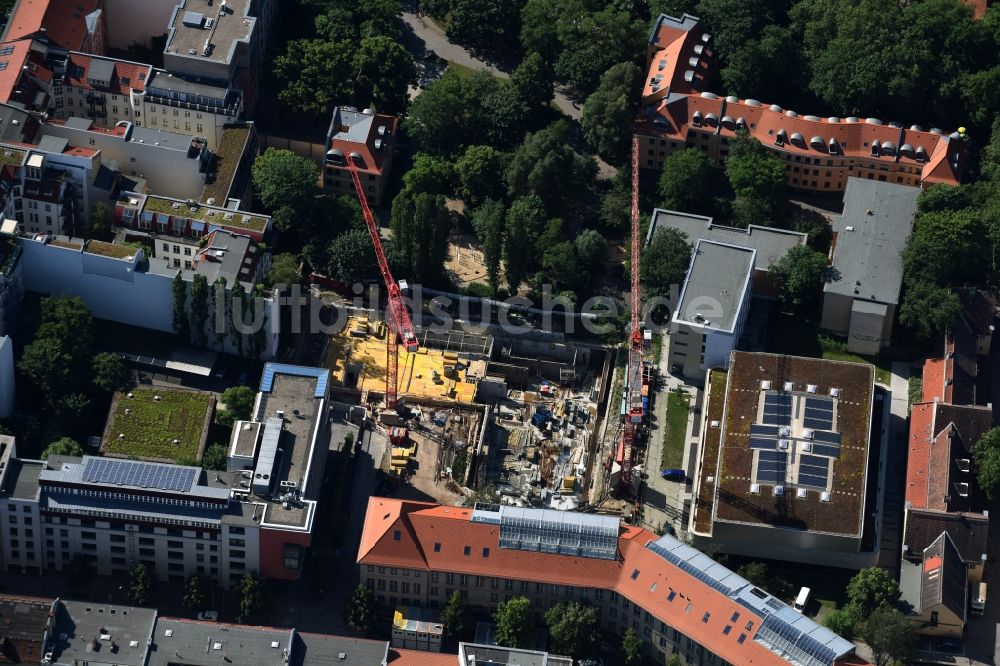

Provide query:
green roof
left=143, top=195, right=269, bottom=233
left=85, top=240, right=137, bottom=259
left=201, top=125, right=250, bottom=205
left=102, top=387, right=215, bottom=463
left=0, top=147, right=25, bottom=166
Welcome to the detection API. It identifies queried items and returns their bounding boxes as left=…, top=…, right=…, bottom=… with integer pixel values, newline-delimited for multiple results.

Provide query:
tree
left=511, top=52, right=554, bottom=112
left=574, top=229, right=605, bottom=271
left=268, top=253, right=300, bottom=288
left=92, top=352, right=127, bottom=392
left=725, top=134, right=786, bottom=227
left=621, top=627, right=643, bottom=666
left=846, top=567, right=900, bottom=618
left=274, top=39, right=353, bottom=116
left=899, top=281, right=962, bottom=340
left=406, top=69, right=480, bottom=156
left=19, top=296, right=95, bottom=403
left=666, top=656, right=683, bottom=666
left=863, top=606, right=916, bottom=666
left=735, top=562, right=770, bottom=589
left=173, top=274, right=190, bottom=342
left=353, top=36, right=417, bottom=114
left=236, top=572, right=267, bottom=624
left=20, top=337, right=75, bottom=399
left=403, top=154, right=454, bottom=195
left=506, top=121, right=596, bottom=212
left=251, top=149, right=318, bottom=226
left=129, top=563, right=152, bottom=606
left=390, top=189, right=451, bottom=284
left=327, top=228, right=377, bottom=284
left=441, top=591, right=466, bottom=637
left=903, top=209, right=985, bottom=288
left=503, top=194, right=546, bottom=291
left=455, top=145, right=508, bottom=206
left=202, top=443, right=228, bottom=471
left=822, top=605, right=857, bottom=640
left=63, top=553, right=95, bottom=596
left=221, top=386, right=256, bottom=421
left=470, top=199, right=506, bottom=293
left=657, top=148, right=714, bottom=214
left=447, top=0, right=522, bottom=49
left=973, top=427, right=1000, bottom=501
left=90, top=201, right=112, bottom=239
left=344, top=583, right=375, bottom=630
left=545, top=601, right=599, bottom=658
left=494, top=596, right=533, bottom=649
left=552, top=5, right=643, bottom=95
left=190, top=274, right=209, bottom=346
left=41, top=437, right=84, bottom=460
left=770, top=245, right=828, bottom=308
left=541, top=241, right=585, bottom=296
left=640, top=228, right=691, bottom=300
left=581, top=62, right=640, bottom=164
left=599, top=173, right=631, bottom=234
left=183, top=575, right=207, bottom=612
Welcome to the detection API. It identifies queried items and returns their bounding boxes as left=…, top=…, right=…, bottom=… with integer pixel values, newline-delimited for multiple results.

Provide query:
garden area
left=659, top=389, right=690, bottom=471
left=101, top=387, right=215, bottom=463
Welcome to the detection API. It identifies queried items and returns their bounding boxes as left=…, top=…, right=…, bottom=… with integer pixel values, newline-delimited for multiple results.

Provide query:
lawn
left=102, top=387, right=214, bottom=463
left=445, top=62, right=480, bottom=80
left=766, top=311, right=891, bottom=385
left=660, top=389, right=690, bottom=470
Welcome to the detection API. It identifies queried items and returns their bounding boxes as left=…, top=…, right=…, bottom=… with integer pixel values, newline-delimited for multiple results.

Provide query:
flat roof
left=148, top=618, right=293, bottom=666
left=824, top=177, right=918, bottom=305
left=100, top=386, right=214, bottom=463
left=0, top=458, right=42, bottom=500
left=146, top=68, right=233, bottom=98
left=201, top=124, right=251, bottom=204
left=672, top=239, right=754, bottom=332
left=459, top=643, right=572, bottom=666
left=707, top=351, right=875, bottom=536
left=51, top=599, right=156, bottom=666
left=39, top=456, right=230, bottom=501
left=292, top=633, right=390, bottom=666
left=165, top=0, right=255, bottom=65
left=647, top=209, right=806, bottom=271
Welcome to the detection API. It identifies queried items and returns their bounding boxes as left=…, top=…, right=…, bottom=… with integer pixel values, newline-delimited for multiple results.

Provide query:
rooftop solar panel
left=750, top=424, right=779, bottom=436
left=804, top=407, right=833, bottom=420
left=798, top=473, right=828, bottom=489
left=82, top=458, right=196, bottom=492
left=803, top=416, right=833, bottom=430
left=810, top=444, right=841, bottom=458
left=813, top=431, right=841, bottom=445
left=749, top=436, right=777, bottom=449
left=804, top=397, right=833, bottom=411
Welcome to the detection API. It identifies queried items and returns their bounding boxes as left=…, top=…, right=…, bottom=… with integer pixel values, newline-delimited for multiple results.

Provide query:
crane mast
left=620, top=136, right=645, bottom=489
left=348, top=160, right=418, bottom=411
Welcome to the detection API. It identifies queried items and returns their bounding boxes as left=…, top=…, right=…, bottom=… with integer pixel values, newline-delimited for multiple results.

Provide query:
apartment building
left=667, top=239, right=753, bottom=382
left=142, top=69, right=244, bottom=152
left=359, top=500, right=862, bottom=666
left=689, top=352, right=880, bottom=569
left=636, top=14, right=967, bottom=191
left=0, top=364, right=330, bottom=588
left=52, top=51, right=151, bottom=128
left=115, top=191, right=270, bottom=243
left=324, top=106, right=399, bottom=205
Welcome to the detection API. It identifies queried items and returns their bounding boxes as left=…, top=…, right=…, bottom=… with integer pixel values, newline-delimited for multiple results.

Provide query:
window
left=463, top=546, right=471, bottom=556
left=393, top=530, right=401, bottom=541
left=184, top=247, right=191, bottom=256
left=490, top=592, right=499, bottom=603
left=475, top=576, right=484, bottom=588
left=434, top=542, right=441, bottom=552
left=482, top=547, right=489, bottom=557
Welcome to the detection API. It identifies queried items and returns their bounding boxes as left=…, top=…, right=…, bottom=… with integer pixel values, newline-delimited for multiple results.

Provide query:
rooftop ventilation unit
left=828, top=116, right=842, bottom=123
left=774, top=485, right=784, bottom=496
left=760, top=380, right=771, bottom=390
left=750, top=483, right=761, bottom=494
left=845, top=116, right=860, bottom=123
left=783, top=381, right=793, bottom=391
left=710, top=420, right=720, bottom=428
left=806, top=384, right=817, bottom=393
left=688, top=57, right=699, bottom=67
left=829, top=388, right=840, bottom=397
left=769, top=104, right=783, bottom=113
left=796, top=488, right=808, bottom=499
left=865, top=117, right=883, bottom=125
left=779, top=426, right=791, bottom=437
left=802, top=442, right=813, bottom=453
left=820, top=491, right=831, bottom=502
left=707, top=476, right=715, bottom=484
left=744, top=99, right=762, bottom=107
left=785, top=110, right=798, bottom=118
left=777, top=439, right=790, bottom=450
left=725, top=96, right=738, bottom=103
left=802, top=428, right=815, bottom=440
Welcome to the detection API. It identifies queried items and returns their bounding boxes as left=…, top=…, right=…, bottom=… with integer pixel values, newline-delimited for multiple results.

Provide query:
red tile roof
left=906, top=402, right=992, bottom=512
left=4, top=0, right=99, bottom=51
left=0, top=39, right=46, bottom=107
left=359, top=498, right=868, bottom=666
left=63, top=52, right=151, bottom=95
left=388, top=649, right=455, bottom=666
left=637, top=17, right=967, bottom=187
left=922, top=358, right=945, bottom=403
left=326, top=108, right=397, bottom=176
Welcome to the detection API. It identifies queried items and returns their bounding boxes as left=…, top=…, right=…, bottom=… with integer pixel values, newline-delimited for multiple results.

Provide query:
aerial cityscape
left=0, top=0, right=997, bottom=665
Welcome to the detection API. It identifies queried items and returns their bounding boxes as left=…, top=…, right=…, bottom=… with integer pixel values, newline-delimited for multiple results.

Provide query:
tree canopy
left=268, top=253, right=301, bottom=289
left=344, top=584, right=375, bottom=630
left=862, top=606, right=916, bottom=666
left=390, top=188, right=452, bottom=284
left=251, top=149, right=318, bottom=230
left=41, top=437, right=84, bottom=460
left=494, top=596, right=533, bottom=648
left=770, top=245, right=828, bottom=308
left=641, top=228, right=692, bottom=300
left=581, top=62, right=641, bottom=164
left=506, top=121, right=596, bottom=213
left=846, top=567, right=900, bottom=618
left=973, top=427, right=1000, bottom=501
left=441, top=591, right=466, bottom=637
left=545, top=602, right=599, bottom=658
left=470, top=199, right=506, bottom=293
left=658, top=148, right=715, bottom=215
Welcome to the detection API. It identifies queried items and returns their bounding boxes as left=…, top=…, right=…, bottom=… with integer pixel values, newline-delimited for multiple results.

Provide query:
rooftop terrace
left=141, top=194, right=268, bottom=233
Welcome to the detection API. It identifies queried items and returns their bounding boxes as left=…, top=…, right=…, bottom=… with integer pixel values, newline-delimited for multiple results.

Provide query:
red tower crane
left=619, top=136, right=645, bottom=490
left=348, top=159, right=418, bottom=411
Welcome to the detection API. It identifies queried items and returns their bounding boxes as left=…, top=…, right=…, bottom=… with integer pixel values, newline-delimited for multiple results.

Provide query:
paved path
left=401, top=11, right=582, bottom=120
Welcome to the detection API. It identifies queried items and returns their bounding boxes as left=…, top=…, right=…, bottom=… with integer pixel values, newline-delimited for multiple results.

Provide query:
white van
left=972, top=582, right=987, bottom=616
left=794, top=587, right=811, bottom=613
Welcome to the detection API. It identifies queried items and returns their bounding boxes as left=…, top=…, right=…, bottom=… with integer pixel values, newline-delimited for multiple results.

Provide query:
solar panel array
left=756, top=450, right=788, bottom=485
left=797, top=454, right=830, bottom=489
left=82, top=457, right=197, bottom=492
left=803, top=396, right=834, bottom=430
left=756, top=608, right=846, bottom=666
left=761, top=393, right=792, bottom=426
left=646, top=538, right=751, bottom=598
left=749, top=424, right=779, bottom=449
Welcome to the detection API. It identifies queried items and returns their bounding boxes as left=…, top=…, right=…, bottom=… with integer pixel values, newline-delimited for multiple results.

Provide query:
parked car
left=197, top=611, right=219, bottom=621
left=662, top=468, right=685, bottom=481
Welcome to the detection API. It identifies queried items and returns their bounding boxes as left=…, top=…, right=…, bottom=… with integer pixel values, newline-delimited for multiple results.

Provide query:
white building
left=668, top=239, right=754, bottom=382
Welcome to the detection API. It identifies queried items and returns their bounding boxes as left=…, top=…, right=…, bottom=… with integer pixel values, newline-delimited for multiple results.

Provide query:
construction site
left=323, top=313, right=615, bottom=508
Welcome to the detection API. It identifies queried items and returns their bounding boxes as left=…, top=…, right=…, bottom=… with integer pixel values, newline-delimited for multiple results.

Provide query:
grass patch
left=767, top=311, right=891, bottom=385
left=446, top=61, right=482, bottom=80
left=908, top=375, right=923, bottom=406
left=102, top=387, right=213, bottom=462
left=660, top=389, right=689, bottom=471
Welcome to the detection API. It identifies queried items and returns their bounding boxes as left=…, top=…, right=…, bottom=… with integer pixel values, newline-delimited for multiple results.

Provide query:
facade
left=0, top=336, right=13, bottom=419
left=142, top=69, right=244, bottom=152
left=0, top=224, right=24, bottom=338
left=821, top=177, right=918, bottom=354
left=636, top=14, right=967, bottom=191
left=359, top=499, right=862, bottom=666
left=324, top=106, right=399, bottom=205
left=668, top=239, right=753, bottom=381
left=0, top=364, right=330, bottom=588
left=646, top=210, right=806, bottom=298
left=52, top=51, right=151, bottom=129
left=689, top=352, right=879, bottom=568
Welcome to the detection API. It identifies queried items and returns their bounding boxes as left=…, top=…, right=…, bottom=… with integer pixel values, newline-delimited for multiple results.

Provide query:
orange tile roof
left=922, top=358, right=945, bottom=402
left=4, top=0, right=99, bottom=51
left=64, top=51, right=151, bottom=95
left=358, top=498, right=868, bottom=666
left=0, top=39, right=36, bottom=105
left=637, top=17, right=967, bottom=187
left=326, top=112, right=397, bottom=176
